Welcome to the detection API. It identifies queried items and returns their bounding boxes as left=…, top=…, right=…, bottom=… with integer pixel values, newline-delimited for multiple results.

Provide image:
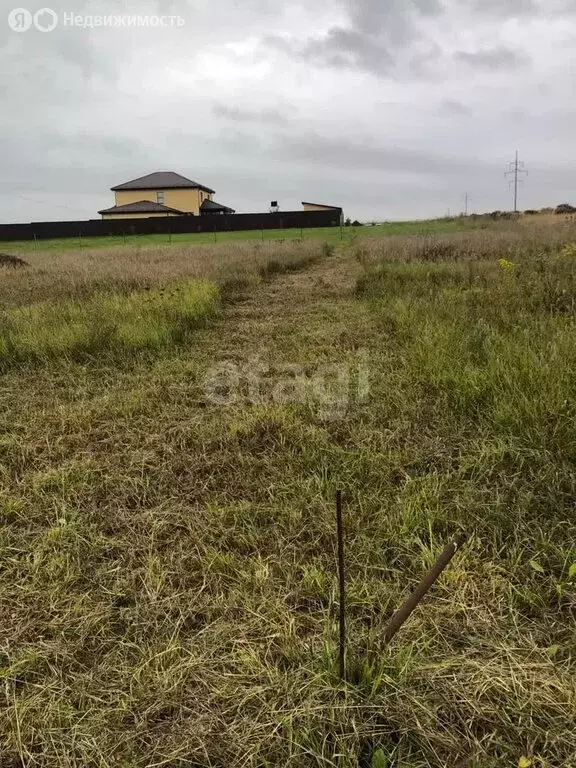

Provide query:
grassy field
left=1, top=219, right=575, bottom=767
left=0, top=240, right=327, bottom=366
left=3, top=217, right=489, bottom=253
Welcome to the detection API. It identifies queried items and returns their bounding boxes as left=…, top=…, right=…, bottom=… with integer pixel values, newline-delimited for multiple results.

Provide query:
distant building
left=302, top=201, right=343, bottom=213
left=99, top=172, right=236, bottom=219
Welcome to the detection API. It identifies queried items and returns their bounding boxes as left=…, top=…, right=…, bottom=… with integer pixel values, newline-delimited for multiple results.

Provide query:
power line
left=505, top=150, right=528, bottom=213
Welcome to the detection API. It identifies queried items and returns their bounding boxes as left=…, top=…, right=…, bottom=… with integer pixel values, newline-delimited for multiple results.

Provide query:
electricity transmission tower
left=505, top=151, right=528, bottom=212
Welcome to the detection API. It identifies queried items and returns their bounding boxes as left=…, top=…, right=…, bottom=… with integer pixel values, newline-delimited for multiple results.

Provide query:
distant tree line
left=465, top=204, right=576, bottom=220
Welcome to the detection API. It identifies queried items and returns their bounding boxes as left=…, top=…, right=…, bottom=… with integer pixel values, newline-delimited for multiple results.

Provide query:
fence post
left=336, top=490, right=346, bottom=682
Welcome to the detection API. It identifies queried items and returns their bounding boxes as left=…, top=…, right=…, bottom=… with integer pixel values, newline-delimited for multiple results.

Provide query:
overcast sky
left=1, top=0, right=575, bottom=223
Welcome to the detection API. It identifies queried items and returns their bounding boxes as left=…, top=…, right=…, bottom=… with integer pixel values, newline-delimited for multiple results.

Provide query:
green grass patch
left=4, top=217, right=487, bottom=252
left=0, top=280, right=219, bottom=367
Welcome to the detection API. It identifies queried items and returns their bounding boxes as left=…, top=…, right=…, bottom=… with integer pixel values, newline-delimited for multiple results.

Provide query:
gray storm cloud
left=1, top=0, right=575, bottom=221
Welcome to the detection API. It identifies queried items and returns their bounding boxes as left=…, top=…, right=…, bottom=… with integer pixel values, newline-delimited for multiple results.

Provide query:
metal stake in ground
left=336, top=489, right=346, bottom=682
left=384, top=533, right=467, bottom=645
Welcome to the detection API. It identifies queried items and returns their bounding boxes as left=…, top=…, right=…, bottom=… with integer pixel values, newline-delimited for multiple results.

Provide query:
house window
left=157, top=191, right=165, bottom=204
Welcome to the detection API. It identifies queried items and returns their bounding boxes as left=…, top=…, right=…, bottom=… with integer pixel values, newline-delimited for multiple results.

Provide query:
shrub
left=0, top=253, right=28, bottom=268
left=556, top=203, right=576, bottom=214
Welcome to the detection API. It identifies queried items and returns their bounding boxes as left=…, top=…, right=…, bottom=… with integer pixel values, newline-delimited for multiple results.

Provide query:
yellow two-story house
left=99, top=171, right=235, bottom=219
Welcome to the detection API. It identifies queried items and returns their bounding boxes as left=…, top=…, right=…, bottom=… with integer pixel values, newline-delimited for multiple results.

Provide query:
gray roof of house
left=111, top=172, right=215, bottom=194
left=98, top=200, right=186, bottom=215
left=200, top=199, right=236, bottom=213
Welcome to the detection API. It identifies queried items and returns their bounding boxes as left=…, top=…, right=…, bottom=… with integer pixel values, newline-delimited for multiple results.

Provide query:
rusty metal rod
left=384, top=532, right=467, bottom=645
left=336, top=490, right=346, bottom=681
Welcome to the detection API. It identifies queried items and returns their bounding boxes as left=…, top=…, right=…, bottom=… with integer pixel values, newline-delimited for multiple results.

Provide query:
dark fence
left=0, top=210, right=342, bottom=243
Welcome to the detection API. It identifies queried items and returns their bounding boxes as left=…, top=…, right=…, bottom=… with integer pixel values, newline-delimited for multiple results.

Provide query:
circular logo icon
left=34, top=7, right=58, bottom=32
left=8, top=7, right=33, bottom=32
